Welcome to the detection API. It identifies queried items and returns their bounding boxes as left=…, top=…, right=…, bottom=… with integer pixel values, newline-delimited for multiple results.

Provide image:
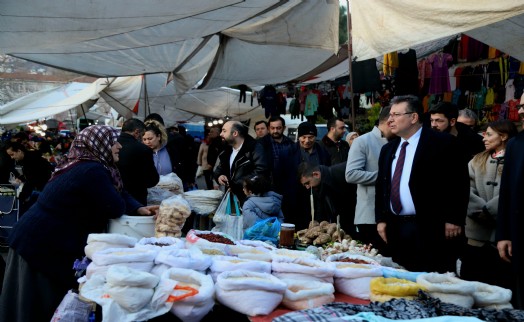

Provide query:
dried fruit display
left=196, top=233, right=235, bottom=245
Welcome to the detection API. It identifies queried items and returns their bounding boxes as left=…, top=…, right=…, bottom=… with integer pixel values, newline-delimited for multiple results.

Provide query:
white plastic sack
left=162, top=268, right=215, bottom=322
left=106, top=266, right=159, bottom=288
left=152, top=248, right=212, bottom=277
left=87, top=233, right=137, bottom=246
left=86, top=261, right=155, bottom=279
left=156, top=172, right=184, bottom=193
left=91, top=247, right=158, bottom=266
left=210, top=255, right=271, bottom=282
left=215, top=270, right=287, bottom=316
left=471, top=281, right=512, bottom=307
left=84, top=233, right=137, bottom=259
left=271, top=248, right=317, bottom=261
left=271, top=256, right=336, bottom=283
left=80, top=274, right=176, bottom=322
left=147, top=187, right=176, bottom=205
left=416, top=273, right=477, bottom=308
left=237, top=239, right=277, bottom=251
left=135, top=236, right=185, bottom=250
left=331, top=261, right=383, bottom=279
left=329, top=260, right=382, bottom=300
left=104, top=284, right=154, bottom=313
left=226, top=244, right=272, bottom=262
left=183, top=189, right=224, bottom=215
left=325, top=253, right=380, bottom=267
left=281, top=279, right=335, bottom=310
left=334, top=276, right=375, bottom=300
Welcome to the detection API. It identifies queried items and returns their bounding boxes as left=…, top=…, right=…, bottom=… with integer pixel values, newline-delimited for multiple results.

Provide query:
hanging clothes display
left=383, top=52, right=398, bottom=76
left=428, top=52, right=453, bottom=94
left=505, top=79, right=515, bottom=103
left=260, top=85, right=278, bottom=118
left=353, top=58, right=381, bottom=93
left=304, top=91, right=318, bottom=117
left=395, top=49, right=419, bottom=96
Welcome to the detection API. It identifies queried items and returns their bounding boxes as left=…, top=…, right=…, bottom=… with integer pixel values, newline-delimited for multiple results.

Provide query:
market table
left=249, top=293, right=370, bottom=322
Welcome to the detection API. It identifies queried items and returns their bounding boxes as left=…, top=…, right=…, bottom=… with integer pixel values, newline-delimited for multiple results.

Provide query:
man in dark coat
left=318, top=117, right=356, bottom=235
left=429, top=102, right=484, bottom=163
left=259, top=116, right=294, bottom=194
left=214, top=121, right=268, bottom=205
left=5, top=141, right=53, bottom=215
left=375, top=95, right=469, bottom=273
left=497, top=93, right=524, bottom=309
left=318, top=117, right=350, bottom=165
left=279, top=122, right=331, bottom=230
left=298, top=162, right=356, bottom=234
left=117, top=119, right=159, bottom=205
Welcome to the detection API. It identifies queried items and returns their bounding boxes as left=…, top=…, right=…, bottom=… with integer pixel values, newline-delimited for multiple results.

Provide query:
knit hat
left=297, top=122, right=317, bottom=137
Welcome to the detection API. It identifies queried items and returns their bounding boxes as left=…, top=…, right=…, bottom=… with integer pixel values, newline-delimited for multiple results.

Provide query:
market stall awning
left=0, top=0, right=339, bottom=94
left=0, top=74, right=263, bottom=126
left=0, top=82, right=95, bottom=125
left=351, top=0, right=524, bottom=62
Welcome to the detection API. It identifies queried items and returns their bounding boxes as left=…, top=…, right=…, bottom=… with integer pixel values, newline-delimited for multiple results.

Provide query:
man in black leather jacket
left=214, top=121, right=268, bottom=205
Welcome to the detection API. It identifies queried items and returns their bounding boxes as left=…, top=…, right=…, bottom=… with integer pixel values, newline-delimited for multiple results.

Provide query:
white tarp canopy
left=351, top=0, right=524, bottom=62
left=0, top=0, right=339, bottom=95
left=0, top=82, right=95, bottom=124
left=101, top=74, right=260, bottom=126
left=0, top=74, right=261, bottom=126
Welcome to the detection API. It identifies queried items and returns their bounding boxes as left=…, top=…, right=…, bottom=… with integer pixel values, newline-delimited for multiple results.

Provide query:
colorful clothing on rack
left=428, top=53, right=453, bottom=94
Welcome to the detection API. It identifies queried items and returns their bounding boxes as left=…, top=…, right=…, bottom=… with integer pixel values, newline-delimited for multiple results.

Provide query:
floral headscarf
left=53, top=125, right=123, bottom=191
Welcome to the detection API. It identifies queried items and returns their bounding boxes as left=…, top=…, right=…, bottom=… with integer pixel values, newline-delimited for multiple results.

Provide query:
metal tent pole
left=346, top=0, right=356, bottom=131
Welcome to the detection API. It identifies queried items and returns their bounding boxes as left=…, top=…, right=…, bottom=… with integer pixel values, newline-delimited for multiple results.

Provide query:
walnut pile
left=296, top=220, right=351, bottom=246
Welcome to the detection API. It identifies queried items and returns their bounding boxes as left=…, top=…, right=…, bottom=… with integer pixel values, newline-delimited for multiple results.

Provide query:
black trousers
left=386, top=216, right=461, bottom=273
left=203, top=169, right=214, bottom=190
left=460, top=243, right=512, bottom=290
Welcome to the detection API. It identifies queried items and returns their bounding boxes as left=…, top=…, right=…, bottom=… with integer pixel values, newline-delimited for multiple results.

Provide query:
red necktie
left=391, top=141, right=409, bottom=214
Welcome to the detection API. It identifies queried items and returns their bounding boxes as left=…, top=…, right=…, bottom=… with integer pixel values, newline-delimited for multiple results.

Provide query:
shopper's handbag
left=212, top=190, right=243, bottom=240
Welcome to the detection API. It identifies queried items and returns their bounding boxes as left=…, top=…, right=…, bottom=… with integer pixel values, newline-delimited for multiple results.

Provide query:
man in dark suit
left=497, top=93, right=524, bottom=309
left=117, top=118, right=159, bottom=205
left=375, top=95, right=469, bottom=273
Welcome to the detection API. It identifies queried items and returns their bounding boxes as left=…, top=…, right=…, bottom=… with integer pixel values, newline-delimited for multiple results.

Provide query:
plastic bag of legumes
left=184, top=229, right=235, bottom=255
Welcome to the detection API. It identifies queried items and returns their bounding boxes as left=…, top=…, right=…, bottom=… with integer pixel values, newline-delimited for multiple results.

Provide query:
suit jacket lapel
left=411, top=127, right=430, bottom=175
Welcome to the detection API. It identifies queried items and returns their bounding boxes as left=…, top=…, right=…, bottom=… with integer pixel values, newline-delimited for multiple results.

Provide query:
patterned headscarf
left=53, top=125, right=123, bottom=191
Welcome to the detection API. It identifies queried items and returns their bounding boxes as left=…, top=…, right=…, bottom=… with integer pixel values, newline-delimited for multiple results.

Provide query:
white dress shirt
left=390, top=127, right=422, bottom=215
left=229, top=143, right=243, bottom=171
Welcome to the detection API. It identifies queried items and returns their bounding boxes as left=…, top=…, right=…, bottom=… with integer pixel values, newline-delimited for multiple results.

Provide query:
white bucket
left=109, top=215, right=155, bottom=239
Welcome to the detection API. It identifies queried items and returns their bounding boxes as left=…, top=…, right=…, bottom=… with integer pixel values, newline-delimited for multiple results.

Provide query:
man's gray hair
left=458, top=109, right=478, bottom=123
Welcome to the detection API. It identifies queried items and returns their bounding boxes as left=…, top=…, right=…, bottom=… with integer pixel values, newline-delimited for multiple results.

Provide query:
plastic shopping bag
left=50, top=290, right=94, bottom=322
left=244, top=217, right=281, bottom=245
left=212, top=191, right=243, bottom=240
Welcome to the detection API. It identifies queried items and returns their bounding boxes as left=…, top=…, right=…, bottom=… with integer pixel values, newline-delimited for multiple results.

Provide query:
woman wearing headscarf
left=0, top=125, right=158, bottom=322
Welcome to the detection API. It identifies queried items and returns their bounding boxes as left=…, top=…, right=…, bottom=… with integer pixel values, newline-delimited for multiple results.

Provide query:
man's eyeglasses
left=389, top=112, right=415, bottom=119
left=517, top=104, right=524, bottom=109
